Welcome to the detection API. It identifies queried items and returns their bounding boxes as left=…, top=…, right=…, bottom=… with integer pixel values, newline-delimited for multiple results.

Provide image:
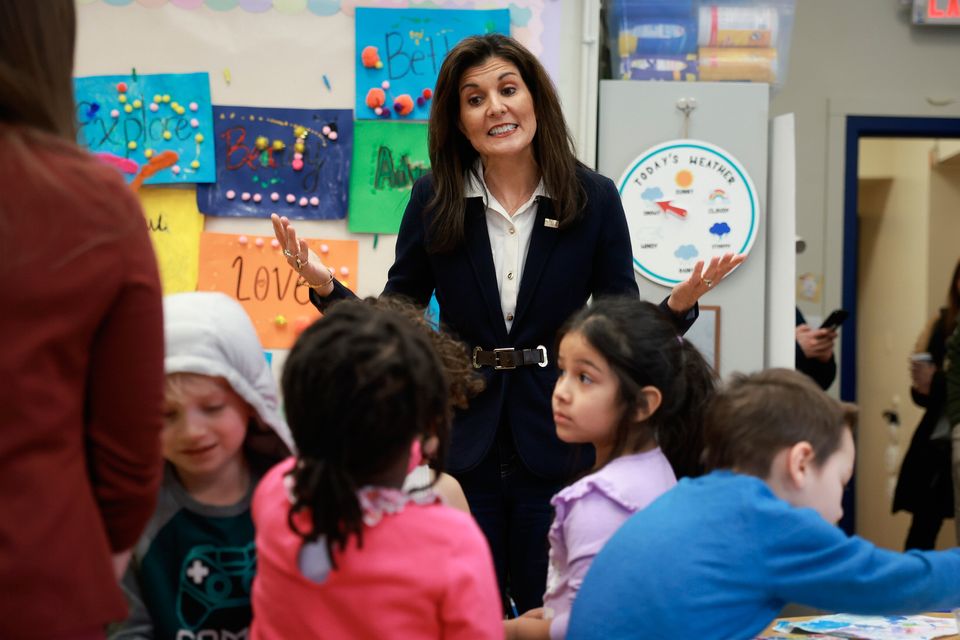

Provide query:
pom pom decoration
left=393, top=94, right=414, bottom=117
left=365, top=88, right=386, bottom=110
left=361, top=46, right=381, bottom=69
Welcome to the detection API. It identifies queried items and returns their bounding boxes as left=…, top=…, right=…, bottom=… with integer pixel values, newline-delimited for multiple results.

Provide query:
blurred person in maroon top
left=0, top=1, right=165, bottom=637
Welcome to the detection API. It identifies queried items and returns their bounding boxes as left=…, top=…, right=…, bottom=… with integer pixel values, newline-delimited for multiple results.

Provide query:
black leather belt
left=472, top=346, right=548, bottom=370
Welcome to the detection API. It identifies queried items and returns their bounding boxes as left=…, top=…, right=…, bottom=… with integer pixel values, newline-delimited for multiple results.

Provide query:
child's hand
left=504, top=612, right=551, bottom=640
left=271, top=213, right=334, bottom=296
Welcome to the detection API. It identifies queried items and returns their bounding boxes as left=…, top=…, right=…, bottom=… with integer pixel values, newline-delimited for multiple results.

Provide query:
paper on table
left=772, top=614, right=956, bottom=640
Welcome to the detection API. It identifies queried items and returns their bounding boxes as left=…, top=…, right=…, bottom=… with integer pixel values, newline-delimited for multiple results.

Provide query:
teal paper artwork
left=355, top=7, right=510, bottom=121
left=74, top=72, right=215, bottom=185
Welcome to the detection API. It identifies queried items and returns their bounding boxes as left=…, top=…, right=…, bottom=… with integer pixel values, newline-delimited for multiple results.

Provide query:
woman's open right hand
left=271, top=213, right=335, bottom=297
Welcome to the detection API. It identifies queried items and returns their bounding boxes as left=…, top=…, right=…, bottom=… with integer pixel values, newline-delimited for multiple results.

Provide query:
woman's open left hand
left=666, top=252, right=746, bottom=314
left=271, top=213, right=334, bottom=296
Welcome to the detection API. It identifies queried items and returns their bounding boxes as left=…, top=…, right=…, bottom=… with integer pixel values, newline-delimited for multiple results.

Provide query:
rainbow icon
left=708, top=189, right=729, bottom=202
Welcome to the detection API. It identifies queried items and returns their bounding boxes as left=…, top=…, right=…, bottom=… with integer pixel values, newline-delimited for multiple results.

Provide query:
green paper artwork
left=348, top=120, right=430, bottom=235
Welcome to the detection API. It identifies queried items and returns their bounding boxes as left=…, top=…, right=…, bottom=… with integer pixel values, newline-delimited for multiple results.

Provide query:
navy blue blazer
left=312, top=166, right=695, bottom=479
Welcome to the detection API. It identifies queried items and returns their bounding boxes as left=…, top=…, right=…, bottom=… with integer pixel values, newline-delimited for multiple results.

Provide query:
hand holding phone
left=819, top=309, right=849, bottom=331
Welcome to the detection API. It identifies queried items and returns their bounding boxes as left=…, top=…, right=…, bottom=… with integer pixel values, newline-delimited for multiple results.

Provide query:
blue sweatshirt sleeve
left=762, top=504, right=960, bottom=614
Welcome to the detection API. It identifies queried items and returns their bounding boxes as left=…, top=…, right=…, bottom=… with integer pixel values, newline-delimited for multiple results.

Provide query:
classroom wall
left=74, top=1, right=589, bottom=294
left=770, top=0, right=960, bottom=322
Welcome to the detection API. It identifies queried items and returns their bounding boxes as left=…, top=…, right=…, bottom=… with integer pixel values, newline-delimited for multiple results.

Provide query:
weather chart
left=617, top=139, right=760, bottom=287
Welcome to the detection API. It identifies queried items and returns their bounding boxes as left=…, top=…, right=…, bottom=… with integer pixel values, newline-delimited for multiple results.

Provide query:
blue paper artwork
left=355, top=7, right=510, bottom=121
left=196, top=106, right=353, bottom=220
left=74, top=72, right=215, bottom=185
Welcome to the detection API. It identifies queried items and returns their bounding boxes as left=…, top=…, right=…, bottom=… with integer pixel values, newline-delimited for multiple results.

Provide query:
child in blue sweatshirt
left=568, top=368, right=960, bottom=640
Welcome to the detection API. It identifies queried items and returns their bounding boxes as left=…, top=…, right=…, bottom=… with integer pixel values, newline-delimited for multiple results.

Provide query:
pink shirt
left=251, top=459, right=504, bottom=640
left=543, top=448, right=677, bottom=639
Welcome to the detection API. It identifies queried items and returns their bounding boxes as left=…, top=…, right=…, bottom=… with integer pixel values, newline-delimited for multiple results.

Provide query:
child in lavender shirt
left=505, top=298, right=716, bottom=640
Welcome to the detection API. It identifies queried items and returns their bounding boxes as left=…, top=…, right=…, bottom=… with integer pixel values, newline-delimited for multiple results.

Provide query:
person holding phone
left=795, top=307, right=839, bottom=391
left=893, top=257, right=960, bottom=549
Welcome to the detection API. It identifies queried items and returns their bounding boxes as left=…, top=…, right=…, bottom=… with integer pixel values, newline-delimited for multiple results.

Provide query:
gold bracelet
left=301, top=267, right=335, bottom=290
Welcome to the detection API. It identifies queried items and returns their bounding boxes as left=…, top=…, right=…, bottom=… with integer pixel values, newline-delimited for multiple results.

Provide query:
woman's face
left=457, top=56, right=537, bottom=163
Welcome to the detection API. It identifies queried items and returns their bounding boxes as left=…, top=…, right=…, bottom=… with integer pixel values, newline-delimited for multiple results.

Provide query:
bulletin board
left=74, top=0, right=567, bottom=355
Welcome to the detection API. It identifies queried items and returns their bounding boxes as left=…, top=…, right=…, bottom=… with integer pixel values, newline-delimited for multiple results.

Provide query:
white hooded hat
left=163, top=292, right=294, bottom=455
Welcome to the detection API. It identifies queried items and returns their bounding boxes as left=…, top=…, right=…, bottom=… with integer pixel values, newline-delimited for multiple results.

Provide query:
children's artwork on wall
left=348, top=120, right=429, bottom=234
left=196, top=106, right=353, bottom=220
left=197, top=231, right=358, bottom=348
left=355, top=7, right=510, bottom=121
left=139, top=186, right=205, bottom=294
left=74, top=72, right=215, bottom=185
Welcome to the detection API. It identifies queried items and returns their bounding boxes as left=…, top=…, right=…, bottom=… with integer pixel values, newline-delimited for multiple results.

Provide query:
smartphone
left=819, top=309, right=849, bottom=330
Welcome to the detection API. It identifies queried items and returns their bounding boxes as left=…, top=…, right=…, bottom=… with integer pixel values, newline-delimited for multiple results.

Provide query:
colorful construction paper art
left=74, top=72, right=215, bottom=185
left=139, top=186, right=205, bottom=294
left=348, top=120, right=429, bottom=234
left=355, top=7, right=510, bottom=121
left=196, top=106, right=353, bottom=220
left=771, top=613, right=958, bottom=640
left=197, top=231, right=358, bottom=349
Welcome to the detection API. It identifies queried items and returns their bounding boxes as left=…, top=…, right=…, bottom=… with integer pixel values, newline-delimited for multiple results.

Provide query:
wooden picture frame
left=685, top=305, right=721, bottom=372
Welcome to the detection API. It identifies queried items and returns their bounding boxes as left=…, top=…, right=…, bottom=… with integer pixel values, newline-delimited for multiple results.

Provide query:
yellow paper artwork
left=139, top=186, right=205, bottom=294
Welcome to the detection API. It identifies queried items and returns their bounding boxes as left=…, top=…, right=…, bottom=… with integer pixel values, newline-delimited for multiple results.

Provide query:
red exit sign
left=913, top=0, right=960, bottom=24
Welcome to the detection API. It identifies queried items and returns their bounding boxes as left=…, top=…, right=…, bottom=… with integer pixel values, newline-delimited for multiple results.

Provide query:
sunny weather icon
left=674, top=170, right=694, bottom=188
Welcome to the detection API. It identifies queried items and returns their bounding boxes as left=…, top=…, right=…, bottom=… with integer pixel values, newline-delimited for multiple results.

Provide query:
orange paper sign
left=197, top=231, right=359, bottom=348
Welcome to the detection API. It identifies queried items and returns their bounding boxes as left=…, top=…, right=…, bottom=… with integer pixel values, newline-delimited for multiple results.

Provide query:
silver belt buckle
left=472, top=346, right=482, bottom=369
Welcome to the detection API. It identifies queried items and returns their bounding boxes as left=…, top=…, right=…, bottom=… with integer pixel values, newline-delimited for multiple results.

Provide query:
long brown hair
left=0, top=0, right=78, bottom=139
left=945, top=257, right=960, bottom=336
left=426, top=34, right=584, bottom=253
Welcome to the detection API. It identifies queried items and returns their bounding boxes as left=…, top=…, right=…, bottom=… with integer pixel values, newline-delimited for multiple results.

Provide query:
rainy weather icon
left=674, top=244, right=699, bottom=261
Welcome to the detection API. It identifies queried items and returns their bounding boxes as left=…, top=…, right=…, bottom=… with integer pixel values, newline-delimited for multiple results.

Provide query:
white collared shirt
left=465, top=162, right=547, bottom=333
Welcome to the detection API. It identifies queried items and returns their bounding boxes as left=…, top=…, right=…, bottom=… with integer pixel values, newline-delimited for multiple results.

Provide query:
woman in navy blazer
left=273, top=34, right=741, bottom=615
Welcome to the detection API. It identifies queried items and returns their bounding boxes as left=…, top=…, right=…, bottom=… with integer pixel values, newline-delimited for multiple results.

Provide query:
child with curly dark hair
left=250, top=300, right=503, bottom=639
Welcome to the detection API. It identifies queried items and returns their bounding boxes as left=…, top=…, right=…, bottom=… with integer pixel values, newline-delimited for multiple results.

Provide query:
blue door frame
left=840, top=115, right=960, bottom=535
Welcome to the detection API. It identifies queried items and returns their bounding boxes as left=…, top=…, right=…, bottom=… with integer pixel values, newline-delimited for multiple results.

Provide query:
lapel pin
left=544, top=218, right=558, bottom=228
